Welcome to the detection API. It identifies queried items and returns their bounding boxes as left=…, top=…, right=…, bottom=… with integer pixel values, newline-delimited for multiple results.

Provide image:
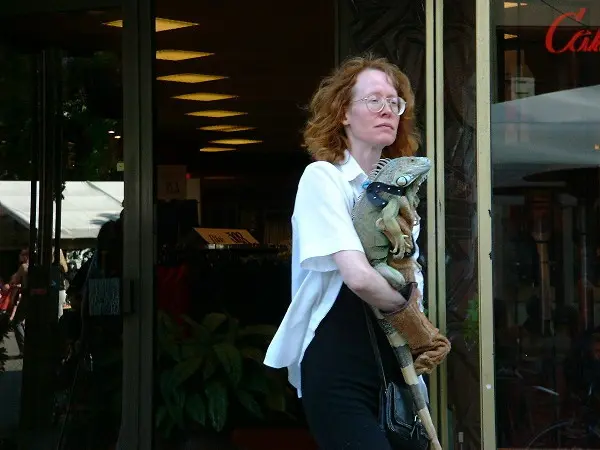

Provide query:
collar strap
left=364, top=181, right=407, bottom=208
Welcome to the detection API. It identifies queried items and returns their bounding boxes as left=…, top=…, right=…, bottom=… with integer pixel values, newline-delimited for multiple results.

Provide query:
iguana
left=352, top=156, right=431, bottom=290
left=351, top=156, right=444, bottom=450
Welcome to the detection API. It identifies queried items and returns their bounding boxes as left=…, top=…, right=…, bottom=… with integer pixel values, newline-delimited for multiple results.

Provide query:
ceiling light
left=108, top=130, right=115, bottom=134
left=157, top=74, right=227, bottom=83
left=210, top=139, right=262, bottom=145
left=172, top=93, right=237, bottom=101
left=115, top=135, right=122, bottom=139
left=504, top=33, right=517, bottom=39
left=104, top=17, right=198, bottom=32
left=186, top=110, right=247, bottom=118
left=504, top=2, right=527, bottom=8
left=198, top=125, right=256, bottom=132
left=156, top=50, right=213, bottom=61
left=200, top=147, right=237, bottom=153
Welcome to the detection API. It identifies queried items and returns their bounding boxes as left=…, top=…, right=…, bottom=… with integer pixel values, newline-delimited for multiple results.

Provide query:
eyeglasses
left=354, top=94, right=406, bottom=116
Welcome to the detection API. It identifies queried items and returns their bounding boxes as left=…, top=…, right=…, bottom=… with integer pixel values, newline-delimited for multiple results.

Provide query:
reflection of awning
left=492, top=85, right=600, bottom=187
left=0, top=181, right=124, bottom=240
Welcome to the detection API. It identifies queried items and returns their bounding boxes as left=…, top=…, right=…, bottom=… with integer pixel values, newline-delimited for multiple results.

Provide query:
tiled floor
left=0, top=332, right=22, bottom=440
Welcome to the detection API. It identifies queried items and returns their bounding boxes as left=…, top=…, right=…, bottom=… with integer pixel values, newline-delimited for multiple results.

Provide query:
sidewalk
left=0, top=332, right=22, bottom=440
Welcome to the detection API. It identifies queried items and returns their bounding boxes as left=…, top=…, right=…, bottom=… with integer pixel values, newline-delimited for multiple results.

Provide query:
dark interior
left=0, top=1, right=336, bottom=179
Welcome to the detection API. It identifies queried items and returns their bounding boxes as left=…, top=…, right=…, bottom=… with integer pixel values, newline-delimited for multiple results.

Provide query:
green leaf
left=171, top=356, right=203, bottom=386
left=225, top=317, right=240, bottom=343
left=185, top=393, right=206, bottom=426
left=201, top=313, right=228, bottom=333
left=202, top=354, right=218, bottom=381
left=238, top=324, right=277, bottom=338
left=240, top=346, right=264, bottom=363
left=236, top=390, right=263, bottom=419
left=160, top=370, right=185, bottom=427
left=205, top=380, right=229, bottom=432
left=242, top=369, right=269, bottom=395
left=213, top=342, right=243, bottom=385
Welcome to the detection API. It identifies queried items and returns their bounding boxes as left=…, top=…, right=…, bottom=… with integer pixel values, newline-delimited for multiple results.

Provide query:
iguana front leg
left=376, top=218, right=408, bottom=257
left=378, top=197, right=405, bottom=253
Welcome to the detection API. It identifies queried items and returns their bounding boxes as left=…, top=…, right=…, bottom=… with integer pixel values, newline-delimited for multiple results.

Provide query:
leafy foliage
left=0, top=46, right=121, bottom=183
left=155, top=311, right=291, bottom=438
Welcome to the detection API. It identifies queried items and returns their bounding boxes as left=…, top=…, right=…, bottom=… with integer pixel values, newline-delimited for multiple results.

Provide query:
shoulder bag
left=363, top=303, right=430, bottom=450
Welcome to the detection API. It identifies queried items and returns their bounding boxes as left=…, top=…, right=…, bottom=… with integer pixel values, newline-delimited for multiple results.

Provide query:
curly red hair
left=303, top=53, right=420, bottom=163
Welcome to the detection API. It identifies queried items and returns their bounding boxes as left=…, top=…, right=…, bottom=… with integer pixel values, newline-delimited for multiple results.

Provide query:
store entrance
left=0, top=4, right=125, bottom=449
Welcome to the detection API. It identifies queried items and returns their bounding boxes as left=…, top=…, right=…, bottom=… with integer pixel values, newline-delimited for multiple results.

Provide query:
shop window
left=492, top=1, right=600, bottom=448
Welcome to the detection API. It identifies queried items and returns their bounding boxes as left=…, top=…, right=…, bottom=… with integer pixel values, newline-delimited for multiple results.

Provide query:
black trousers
left=301, top=284, right=406, bottom=450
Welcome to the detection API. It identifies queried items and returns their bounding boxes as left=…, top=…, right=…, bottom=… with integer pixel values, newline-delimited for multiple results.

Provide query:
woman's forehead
left=354, top=69, right=397, bottom=95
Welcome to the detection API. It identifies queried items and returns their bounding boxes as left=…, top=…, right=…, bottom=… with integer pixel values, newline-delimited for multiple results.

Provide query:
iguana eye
left=396, top=176, right=408, bottom=186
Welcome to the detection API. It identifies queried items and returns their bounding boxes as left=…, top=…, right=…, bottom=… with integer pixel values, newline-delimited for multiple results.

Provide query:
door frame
left=0, top=1, right=153, bottom=448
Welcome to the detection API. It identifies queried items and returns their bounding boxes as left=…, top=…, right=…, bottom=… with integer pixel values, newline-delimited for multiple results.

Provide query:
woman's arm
left=333, top=250, right=407, bottom=312
left=294, top=162, right=407, bottom=312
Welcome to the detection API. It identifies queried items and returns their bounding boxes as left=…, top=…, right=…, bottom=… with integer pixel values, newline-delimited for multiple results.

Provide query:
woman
left=264, top=54, right=450, bottom=449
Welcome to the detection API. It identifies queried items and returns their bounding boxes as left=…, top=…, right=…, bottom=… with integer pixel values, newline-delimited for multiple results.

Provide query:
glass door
left=0, top=7, right=126, bottom=449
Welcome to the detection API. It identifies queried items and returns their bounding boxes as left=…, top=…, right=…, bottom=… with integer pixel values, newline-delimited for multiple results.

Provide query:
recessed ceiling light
left=504, top=33, right=517, bottom=39
left=157, top=74, right=227, bottom=83
left=104, top=17, right=198, bottom=32
left=198, top=125, right=256, bottom=132
left=172, top=93, right=237, bottom=101
left=210, top=139, right=262, bottom=145
left=186, top=110, right=247, bottom=118
left=200, top=147, right=237, bottom=152
left=156, top=50, right=213, bottom=61
left=504, top=2, right=527, bottom=8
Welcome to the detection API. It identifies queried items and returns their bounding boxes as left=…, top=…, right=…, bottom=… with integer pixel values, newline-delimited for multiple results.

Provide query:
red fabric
left=0, top=287, right=18, bottom=312
left=0, top=291, right=10, bottom=312
left=156, top=265, right=191, bottom=321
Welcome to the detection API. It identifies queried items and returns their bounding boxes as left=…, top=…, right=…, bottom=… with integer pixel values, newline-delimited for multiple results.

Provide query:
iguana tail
left=369, top=305, right=443, bottom=450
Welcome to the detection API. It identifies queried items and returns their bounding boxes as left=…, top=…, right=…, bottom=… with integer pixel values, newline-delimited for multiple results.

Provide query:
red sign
left=545, top=8, right=600, bottom=54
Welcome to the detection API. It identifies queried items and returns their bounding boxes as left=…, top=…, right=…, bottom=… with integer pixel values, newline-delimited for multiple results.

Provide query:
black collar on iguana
left=362, top=181, right=407, bottom=208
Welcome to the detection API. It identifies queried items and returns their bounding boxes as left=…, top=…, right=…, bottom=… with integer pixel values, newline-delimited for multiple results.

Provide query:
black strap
left=364, top=181, right=407, bottom=208
left=363, top=302, right=388, bottom=387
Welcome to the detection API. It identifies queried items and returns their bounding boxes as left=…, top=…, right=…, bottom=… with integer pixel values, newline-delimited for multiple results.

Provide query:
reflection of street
left=0, top=331, right=22, bottom=441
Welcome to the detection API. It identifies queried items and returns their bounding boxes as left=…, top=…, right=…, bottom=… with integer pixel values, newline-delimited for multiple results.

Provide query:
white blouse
left=264, top=150, right=424, bottom=398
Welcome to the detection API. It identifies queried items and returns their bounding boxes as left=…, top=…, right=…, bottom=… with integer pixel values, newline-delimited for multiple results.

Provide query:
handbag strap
left=362, top=302, right=388, bottom=387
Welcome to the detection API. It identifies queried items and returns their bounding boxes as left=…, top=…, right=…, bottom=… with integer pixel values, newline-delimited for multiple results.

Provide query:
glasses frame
left=353, top=94, right=407, bottom=116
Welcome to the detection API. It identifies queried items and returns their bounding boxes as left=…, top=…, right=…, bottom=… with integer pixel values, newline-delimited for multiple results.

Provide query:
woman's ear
left=342, top=111, right=350, bottom=126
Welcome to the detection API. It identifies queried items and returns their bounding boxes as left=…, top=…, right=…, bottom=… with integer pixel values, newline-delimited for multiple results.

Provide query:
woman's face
left=343, top=69, right=400, bottom=149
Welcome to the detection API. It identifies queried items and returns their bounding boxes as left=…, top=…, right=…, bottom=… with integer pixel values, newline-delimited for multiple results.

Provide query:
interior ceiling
left=0, top=1, right=336, bottom=176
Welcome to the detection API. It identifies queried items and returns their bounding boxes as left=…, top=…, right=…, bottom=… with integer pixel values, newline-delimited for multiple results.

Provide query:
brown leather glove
left=384, top=283, right=451, bottom=375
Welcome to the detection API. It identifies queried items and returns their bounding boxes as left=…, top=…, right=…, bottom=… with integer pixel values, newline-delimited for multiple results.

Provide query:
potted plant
left=155, top=310, right=292, bottom=448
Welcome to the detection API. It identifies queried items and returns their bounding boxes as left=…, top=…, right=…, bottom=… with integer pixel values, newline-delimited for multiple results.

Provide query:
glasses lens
left=365, top=95, right=384, bottom=113
left=391, top=97, right=406, bottom=116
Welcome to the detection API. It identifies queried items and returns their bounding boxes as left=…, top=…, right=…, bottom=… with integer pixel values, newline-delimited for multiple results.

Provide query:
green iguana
left=352, top=156, right=431, bottom=290
left=351, top=156, right=444, bottom=450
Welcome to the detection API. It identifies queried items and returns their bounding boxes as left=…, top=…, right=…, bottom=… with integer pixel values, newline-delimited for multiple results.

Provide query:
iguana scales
left=351, top=156, right=443, bottom=450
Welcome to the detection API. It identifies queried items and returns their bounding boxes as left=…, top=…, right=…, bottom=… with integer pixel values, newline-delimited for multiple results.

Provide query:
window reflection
left=492, top=1, right=600, bottom=448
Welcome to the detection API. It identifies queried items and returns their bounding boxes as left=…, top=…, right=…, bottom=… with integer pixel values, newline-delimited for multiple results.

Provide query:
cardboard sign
left=157, top=165, right=187, bottom=200
left=195, top=228, right=259, bottom=245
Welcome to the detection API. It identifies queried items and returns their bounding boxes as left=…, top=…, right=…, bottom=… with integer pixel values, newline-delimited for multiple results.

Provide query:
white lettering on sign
left=195, top=228, right=259, bottom=245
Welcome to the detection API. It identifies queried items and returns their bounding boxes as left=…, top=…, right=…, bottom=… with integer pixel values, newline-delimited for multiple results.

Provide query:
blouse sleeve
left=292, top=162, right=365, bottom=273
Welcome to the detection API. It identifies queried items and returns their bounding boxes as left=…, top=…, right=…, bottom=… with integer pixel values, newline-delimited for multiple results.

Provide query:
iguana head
left=368, top=156, right=431, bottom=189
